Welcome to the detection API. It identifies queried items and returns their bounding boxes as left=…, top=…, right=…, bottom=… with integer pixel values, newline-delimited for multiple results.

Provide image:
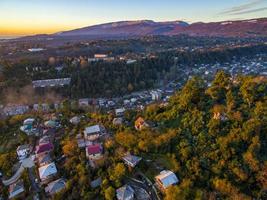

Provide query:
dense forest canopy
left=137, top=72, right=267, bottom=199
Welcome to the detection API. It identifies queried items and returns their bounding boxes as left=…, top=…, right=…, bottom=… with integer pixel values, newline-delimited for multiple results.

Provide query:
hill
left=12, top=18, right=267, bottom=42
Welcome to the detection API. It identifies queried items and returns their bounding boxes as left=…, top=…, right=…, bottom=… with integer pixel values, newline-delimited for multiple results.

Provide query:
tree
left=110, top=163, right=126, bottom=182
left=165, top=186, right=181, bottom=200
left=127, top=83, right=134, bottom=92
left=104, top=186, right=115, bottom=200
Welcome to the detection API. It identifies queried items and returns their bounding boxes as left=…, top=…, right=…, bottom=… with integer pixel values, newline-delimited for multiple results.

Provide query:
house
left=3, top=105, right=29, bottom=116
left=76, top=134, right=86, bottom=148
left=113, top=118, right=123, bottom=126
left=33, top=104, right=39, bottom=111
left=126, top=59, right=137, bottom=65
left=70, top=116, right=80, bottom=125
left=38, top=153, right=52, bottom=167
left=115, top=108, right=125, bottom=117
left=44, top=120, right=59, bottom=128
left=135, top=117, right=149, bottom=131
left=90, top=177, right=102, bottom=188
left=39, top=136, right=51, bottom=145
left=116, top=185, right=135, bottom=200
left=155, top=170, right=179, bottom=191
left=23, top=118, right=35, bottom=125
left=94, top=54, right=108, bottom=59
left=8, top=180, right=25, bottom=199
left=45, top=178, right=66, bottom=196
left=86, top=144, right=103, bottom=160
left=79, top=99, right=89, bottom=107
left=42, top=104, right=50, bottom=112
left=32, top=78, right=71, bottom=88
left=122, top=154, right=142, bottom=168
left=108, top=101, right=115, bottom=107
left=38, top=162, right=57, bottom=182
left=213, top=112, right=228, bottom=121
left=20, top=118, right=38, bottom=135
left=17, top=144, right=31, bottom=161
left=84, top=125, right=105, bottom=141
left=28, top=48, right=44, bottom=52
left=35, top=142, right=53, bottom=155
left=151, top=90, right=162, bottom=101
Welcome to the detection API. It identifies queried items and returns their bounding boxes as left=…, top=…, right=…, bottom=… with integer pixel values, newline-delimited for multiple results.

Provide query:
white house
left=115, top=108, right=125, bottom=117
left=16, top=145, right=31, bottom=161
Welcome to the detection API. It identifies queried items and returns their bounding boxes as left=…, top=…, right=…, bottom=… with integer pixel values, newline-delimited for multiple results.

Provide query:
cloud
left=220, top=0, right=265, bottom=15
left=231, top=7, right=267, bottom=15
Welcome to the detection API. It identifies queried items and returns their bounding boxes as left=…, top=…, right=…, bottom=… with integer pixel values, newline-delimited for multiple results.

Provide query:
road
left=28, top=167, right=40, bottom=192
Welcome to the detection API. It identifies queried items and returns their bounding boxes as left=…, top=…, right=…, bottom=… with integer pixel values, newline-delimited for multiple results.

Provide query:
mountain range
left=19, top=18, right=267, bottom=41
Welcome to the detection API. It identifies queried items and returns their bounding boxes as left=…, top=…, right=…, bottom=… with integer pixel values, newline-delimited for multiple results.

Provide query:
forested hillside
left=134, top=72, right=267, bottom=199
left=57, top=72, right=267, bottom=199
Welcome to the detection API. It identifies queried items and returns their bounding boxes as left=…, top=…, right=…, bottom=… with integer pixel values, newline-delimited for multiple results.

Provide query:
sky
left=0, top=0, right=266, bottom=37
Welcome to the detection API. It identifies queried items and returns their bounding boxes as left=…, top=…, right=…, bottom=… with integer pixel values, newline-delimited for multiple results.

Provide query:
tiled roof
left=36, top=142, right=53, bottom=154
left=87, top=144, right=102, bottom=155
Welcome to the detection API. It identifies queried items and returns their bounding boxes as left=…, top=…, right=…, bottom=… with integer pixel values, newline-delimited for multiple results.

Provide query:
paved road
left=28, top=167, right=40, bottom=192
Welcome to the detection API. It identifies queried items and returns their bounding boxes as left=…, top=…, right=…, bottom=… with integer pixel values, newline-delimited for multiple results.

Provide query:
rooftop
left=38, top=162, right=57, bottom=179
left=155, top=170, right=179, bottom=189
left=45, top=178, right=66, bottom=195
left=122, top=154, right=142, bottom=167
left=84, top=125, right=102, bottom=135
left=87, top=144, right=102, bottom=155
left=116, top=185, right=134, bottom=200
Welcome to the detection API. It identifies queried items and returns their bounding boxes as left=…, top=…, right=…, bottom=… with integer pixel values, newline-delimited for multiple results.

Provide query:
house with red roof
left=86, top=144, right=103, bottom=160
left=35, top=142, right=53, bottom=156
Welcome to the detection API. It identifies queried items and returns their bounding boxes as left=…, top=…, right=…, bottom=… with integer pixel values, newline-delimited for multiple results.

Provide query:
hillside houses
left=3, top=105, right=29, bottom=116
